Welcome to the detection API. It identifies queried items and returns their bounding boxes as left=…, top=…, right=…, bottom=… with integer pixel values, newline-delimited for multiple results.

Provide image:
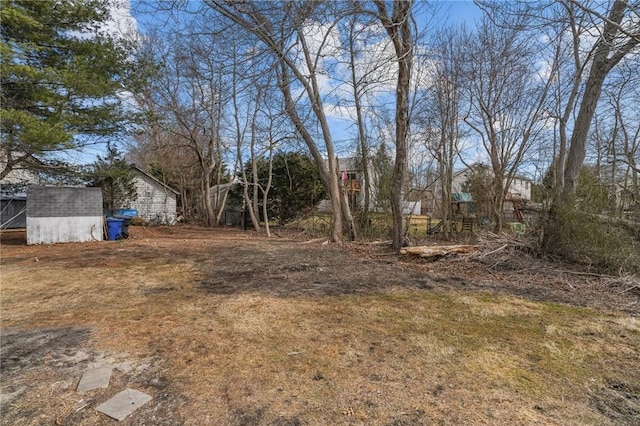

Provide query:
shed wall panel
left=27, top=216, right=103, bottom=245
left=130, top=175, right=177, bottom=221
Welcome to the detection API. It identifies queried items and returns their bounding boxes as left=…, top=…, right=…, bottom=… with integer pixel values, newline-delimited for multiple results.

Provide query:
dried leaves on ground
left=1, top=226, right=639, bottom=425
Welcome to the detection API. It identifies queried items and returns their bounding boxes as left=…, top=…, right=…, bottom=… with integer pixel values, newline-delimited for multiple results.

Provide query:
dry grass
left=1, top=226, right=639, bottom=425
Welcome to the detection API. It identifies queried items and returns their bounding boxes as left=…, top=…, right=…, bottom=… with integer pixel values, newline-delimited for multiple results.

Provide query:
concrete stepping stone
left=76, top=367, right=113, bottom=392
left=96, top=388, right=152, bottom=421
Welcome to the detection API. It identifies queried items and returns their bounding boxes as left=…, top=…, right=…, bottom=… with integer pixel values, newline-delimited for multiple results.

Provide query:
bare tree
left=343, top=15, right=375, bottom=221
left=228, top=36, right=263, bottom=232
left=593, top=63, right=640, bottom=215
left=560, top=0, right=640, bottom=199
left=131, top=28, right=228, bottom=226
left=207, top=1, right=358, bottom=243
left=416, top=25, right=467, bottom=238
left=517, top=0, right=640, bottom=249
left=128, top=127, right=201, bottom=221
left=478, top=0, right=639, bottom=260
left=460, top=19, right=550, bottom=231
left=334, top=8, right=411, bottom=232
left=370, top=0, right=415, bottom=250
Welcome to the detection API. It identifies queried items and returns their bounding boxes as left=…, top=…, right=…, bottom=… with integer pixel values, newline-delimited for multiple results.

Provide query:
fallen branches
left=400, top=231, right=534, bottom=261
left=300, top=237, right=329, bottom=245
left=463, top=231, right=537, bottom=266
left=401, top=231, right=536, bottom=262
left=400, top=245, right=477, bottom=259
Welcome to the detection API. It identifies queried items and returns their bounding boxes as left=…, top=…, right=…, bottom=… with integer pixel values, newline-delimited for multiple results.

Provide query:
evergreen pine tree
left=1, top=0, right=138, bottom=179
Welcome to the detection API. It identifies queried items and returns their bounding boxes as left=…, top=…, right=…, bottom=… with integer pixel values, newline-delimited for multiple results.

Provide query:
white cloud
left=287, top=19, right=404, bottom=122
left=300, top=20, right=343, bottom=65
left=68, top=0, right=139, bottom=44
left=288, top=18, right=443, bottom=131
left=101, top=0, right=139, bottom=41
left=323, top=102, right=357, bottom=121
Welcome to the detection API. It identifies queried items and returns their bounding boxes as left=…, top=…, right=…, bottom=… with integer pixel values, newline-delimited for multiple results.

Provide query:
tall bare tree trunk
left=374, top=0, right=414, bottom=251
left=347, top=18, right=371, bottom=221
left=541, top=0, right=638, bottom=252
left=276, top=64, right=345, bottom=242
left=232, top=59, right=261, bottom=231
left=247, top=110, right=262, bottom=230
left=202, top=154, right=215, bottom=227
left=209, top=1, right=358, bottom=242
left=261, top=139, right=275, bottom=238
left=560, top=0, right=635, bottom=199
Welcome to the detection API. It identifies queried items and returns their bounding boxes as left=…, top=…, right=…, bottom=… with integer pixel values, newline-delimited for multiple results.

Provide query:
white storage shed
left=27, top=186, right=103, bottom=244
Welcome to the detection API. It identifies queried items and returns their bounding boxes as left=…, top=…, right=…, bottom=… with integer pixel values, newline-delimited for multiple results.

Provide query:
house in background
left=0, top=154, right=43, bottom=187
left=1, top=155, right=42, bottom=229
left=210, top=179, right=243, bottom=226
left=448, top=163, right=533, bottom=222
left=315, top=157, right=366, bottom=212
left=129, top=166, right=179, bottom=223
left=27, top=186, right=103, bottom=244
left=451, top=163, right=532, bottom=201
left=316, top=156, right=421, bottom=215
left=423, top=163, right=534, bottom=221
left=313, top=158, right=534, bottom=219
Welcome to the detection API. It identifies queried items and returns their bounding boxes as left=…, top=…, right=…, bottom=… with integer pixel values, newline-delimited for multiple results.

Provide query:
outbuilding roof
left=131, top=165, right=179, bottom=195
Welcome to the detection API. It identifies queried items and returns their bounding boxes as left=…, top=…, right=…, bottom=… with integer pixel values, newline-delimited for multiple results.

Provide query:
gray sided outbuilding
left=27, top=186, right=103, bottom=244
left=129, top=166, right=179, bottom=223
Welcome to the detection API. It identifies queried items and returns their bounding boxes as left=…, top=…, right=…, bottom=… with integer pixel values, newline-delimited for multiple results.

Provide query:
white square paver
left=76, top=367, right=113, bottom=392
left=96, top=388, right=152, bottom=421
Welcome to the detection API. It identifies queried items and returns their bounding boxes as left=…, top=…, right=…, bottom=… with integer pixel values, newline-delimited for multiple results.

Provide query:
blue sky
left=428, top=0, right=483, bottom=25
left=324, top=1, right=484, bottom=157
left=73, top=1, right=485, bottom=166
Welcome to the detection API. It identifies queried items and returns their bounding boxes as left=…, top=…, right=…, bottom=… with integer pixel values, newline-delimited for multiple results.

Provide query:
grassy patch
left=1, top=232, right=638, bottom=425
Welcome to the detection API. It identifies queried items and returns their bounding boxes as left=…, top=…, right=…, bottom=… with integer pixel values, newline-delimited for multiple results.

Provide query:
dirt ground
left=1, top=225, right=639, bottom=425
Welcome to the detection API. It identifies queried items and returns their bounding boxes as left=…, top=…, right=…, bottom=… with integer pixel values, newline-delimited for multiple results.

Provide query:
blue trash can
left=106, top=217, right=125, bottom=241
left=113, top=215, right=132, bottom=238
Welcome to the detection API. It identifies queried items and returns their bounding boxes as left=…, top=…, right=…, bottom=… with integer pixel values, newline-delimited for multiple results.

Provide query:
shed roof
left=27, top=186, right=103, bottom=217
left=131, top=165, right=179, bottom=195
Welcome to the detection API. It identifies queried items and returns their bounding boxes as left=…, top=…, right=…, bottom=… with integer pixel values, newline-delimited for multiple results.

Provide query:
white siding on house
left=508, top=177, right=531, bottom=200
left=130, top=173, right=177, bottom=222
left=27, top=216, right=103, bottom=244
left=451, top=173, right=468, bottom=194
left=450, top=168, right=532, bottom=201
left=1, top=167, right=39, bottom=186
left=0, top=153, right=41, bottom=186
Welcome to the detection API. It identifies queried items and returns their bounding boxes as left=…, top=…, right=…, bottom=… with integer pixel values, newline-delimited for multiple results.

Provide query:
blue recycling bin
left=113, top=215, right=132, bottom=238
left=106, top=217, right=125, bottom=241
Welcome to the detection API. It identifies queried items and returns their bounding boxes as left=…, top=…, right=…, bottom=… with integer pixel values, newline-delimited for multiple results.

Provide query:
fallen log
left=400, top=245, right=477, bottom=258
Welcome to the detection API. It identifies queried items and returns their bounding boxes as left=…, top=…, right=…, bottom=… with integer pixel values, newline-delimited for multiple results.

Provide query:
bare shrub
left=544, top=207, right=640, bottom=275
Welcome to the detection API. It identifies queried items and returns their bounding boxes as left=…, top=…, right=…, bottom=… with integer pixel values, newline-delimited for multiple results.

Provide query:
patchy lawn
left=1, top=226, right=639, bottom=425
